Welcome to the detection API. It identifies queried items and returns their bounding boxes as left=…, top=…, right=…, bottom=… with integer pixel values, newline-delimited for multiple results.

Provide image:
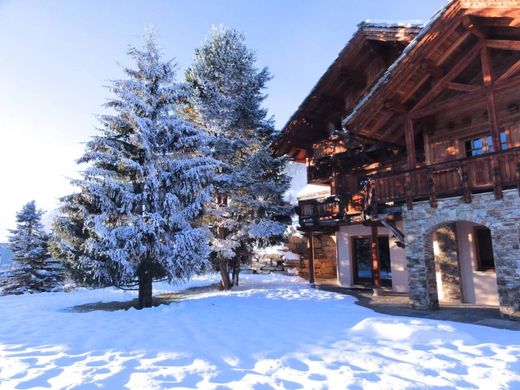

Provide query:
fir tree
left=52, top=32, right=219, bottom=308
left=1, top=201, right=63, bottom=295
left=186, top=26, right=292, bottom=289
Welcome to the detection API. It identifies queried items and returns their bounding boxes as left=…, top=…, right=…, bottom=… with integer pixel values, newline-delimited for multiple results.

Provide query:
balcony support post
left=405, top=116, right=416, bottom=210
left=370, top=224, right=382, bottom=289
left=428, top=170, right=437, bottom=208
left=481, top=45, right=503, bottom=200
left=460, top=163, right=472, bottom=203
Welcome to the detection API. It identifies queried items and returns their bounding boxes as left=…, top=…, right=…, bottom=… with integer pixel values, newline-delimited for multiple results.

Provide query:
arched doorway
left=402, top=189, right=520, bottom=319
left=430, top=221, right=499, bottom=305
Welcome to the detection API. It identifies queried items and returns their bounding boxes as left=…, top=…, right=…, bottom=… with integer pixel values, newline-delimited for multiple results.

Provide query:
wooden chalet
left=275, top=0, right=520, bottom=319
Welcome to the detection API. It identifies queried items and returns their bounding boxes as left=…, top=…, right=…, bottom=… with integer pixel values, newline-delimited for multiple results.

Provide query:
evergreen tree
left=1, top=201, right=63, bottom=295
left=52, top=32, right=219, bottom=308
left=186, top=26, right=292, bottom=289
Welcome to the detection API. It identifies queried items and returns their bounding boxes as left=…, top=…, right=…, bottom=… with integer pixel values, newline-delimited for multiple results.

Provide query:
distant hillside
left=0, top=244, right=13, bottom=270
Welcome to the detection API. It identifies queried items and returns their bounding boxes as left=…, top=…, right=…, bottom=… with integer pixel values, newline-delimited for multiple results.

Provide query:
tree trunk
left=138, top=272, right=153, bottom=309
left=232, top=258, right=240, bottom=287
left=219, top=257, right=231, bottom=290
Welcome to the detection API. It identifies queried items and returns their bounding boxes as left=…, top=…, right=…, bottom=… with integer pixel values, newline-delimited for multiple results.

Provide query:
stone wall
left=433, top=224, right=463, bottom=302
left=295, top=233, right=338, bottom=280
left=403, top=189, right=520, bottom=319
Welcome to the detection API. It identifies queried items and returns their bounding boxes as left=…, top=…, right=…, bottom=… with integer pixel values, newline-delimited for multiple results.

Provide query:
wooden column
left=370, top=224, right=381, bottom=289
left=405, top=117, right=416, bottom=209
left=307, top=232, right=315, bottom=285
left=405, top=116, right=416, bottom=169
left=481, top=45, right=503, bottom=199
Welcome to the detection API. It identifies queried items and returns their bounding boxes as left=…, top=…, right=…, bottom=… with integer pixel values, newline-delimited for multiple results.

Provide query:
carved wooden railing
left=300, top=148, right=520, bottom=228
left=298, top=197, right=344, bottom=229
left=370, top=147, right=520, bottom=208
left=312, top=137, right=347, bottom=160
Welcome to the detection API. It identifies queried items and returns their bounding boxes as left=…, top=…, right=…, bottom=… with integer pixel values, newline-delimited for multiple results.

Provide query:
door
left=352, top=236, right=392, bottom=287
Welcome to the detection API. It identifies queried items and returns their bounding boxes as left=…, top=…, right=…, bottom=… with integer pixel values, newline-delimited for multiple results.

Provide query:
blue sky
left=0, top=0, right=446, bottom=240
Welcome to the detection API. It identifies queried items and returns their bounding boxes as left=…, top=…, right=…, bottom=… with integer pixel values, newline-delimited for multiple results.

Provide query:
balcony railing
left=298, top=197, right=344, bottom=229
left=299, top=148, right=519, bottom=229
left=312, top=137, right=347, bottom=160
left=370, top=147, right=520, bottom=207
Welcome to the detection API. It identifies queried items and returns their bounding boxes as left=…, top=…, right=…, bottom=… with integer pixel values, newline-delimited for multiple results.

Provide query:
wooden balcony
left=298, top=197, right=344, bottom=229
left=371, top=147, right=520, bottom=207
left=312, top=137, right=346, bottom=160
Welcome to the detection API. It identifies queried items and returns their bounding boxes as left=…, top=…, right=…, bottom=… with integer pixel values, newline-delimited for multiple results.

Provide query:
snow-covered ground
left=1, top=274, right=519, bottom=389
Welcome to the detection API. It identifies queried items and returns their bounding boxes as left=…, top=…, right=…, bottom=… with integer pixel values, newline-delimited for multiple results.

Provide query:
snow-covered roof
left=360, top=20, right=426, bottom=29
left=342, top=1, right=452, bottom=127
left=296, top=184, right=331, bottom=201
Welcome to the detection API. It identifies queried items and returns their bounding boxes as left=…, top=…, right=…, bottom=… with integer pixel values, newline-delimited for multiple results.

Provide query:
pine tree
left=186, top=26, right=292, bottom=289
left=1, top=201, right=63, bottom=295
left=52, top=32, right=219, bottom=308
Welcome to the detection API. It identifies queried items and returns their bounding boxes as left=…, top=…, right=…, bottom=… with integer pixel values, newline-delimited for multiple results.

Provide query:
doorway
left=352, top=236, right=392, bottom=287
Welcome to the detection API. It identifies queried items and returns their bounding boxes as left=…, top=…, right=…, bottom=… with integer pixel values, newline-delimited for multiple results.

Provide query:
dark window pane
left=475, top=227, right=494, bottom=270
left=353, top=238, right=372, bottom=281
left=378, top=237, right=392, bottom=281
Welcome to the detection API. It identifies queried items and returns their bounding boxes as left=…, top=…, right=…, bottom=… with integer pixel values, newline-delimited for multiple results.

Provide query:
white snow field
left=1, top=274, right=519, bottom=389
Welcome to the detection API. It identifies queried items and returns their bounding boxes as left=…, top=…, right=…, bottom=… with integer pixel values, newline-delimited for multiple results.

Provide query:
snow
left=1, top=273, right=519, bottom=389
left=282, top=251, right=300, bottom=261
left=296, top=183, right=331, bottom=201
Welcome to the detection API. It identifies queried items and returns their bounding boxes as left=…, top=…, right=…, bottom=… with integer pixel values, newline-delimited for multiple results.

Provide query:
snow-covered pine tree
left=186, top=26, right=292, bottom=289
left=52, top=32, right=219, bottom=308
left=1, top=201, right=63, bottom=295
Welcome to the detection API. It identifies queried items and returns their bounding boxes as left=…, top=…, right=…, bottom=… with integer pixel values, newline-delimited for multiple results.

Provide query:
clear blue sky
left=0, top=0, right=446, bottom=240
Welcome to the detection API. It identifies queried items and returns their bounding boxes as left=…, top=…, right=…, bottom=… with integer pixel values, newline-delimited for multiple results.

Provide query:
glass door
left=352, top=236, right=392, bottom=287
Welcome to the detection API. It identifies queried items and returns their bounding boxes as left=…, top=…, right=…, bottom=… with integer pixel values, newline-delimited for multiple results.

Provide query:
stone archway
left=402, top=189, right=520, bottom=319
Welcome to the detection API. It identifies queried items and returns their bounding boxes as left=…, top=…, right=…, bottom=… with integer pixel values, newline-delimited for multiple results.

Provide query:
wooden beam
left=411, top=43, right=481, bottom=114
left=481, top=45, right=503, bottom=199
left=462, top=15, right=487, bottom=40
left=497, top=58, right=520, bottom=83
left=411, top=74, right=520, bottom=119
left=484, top=39, right=520, bottom=51
left=405, top=117, right=416, bottom=170
left=446, top=82, right=479, bottom=93
left=384, top=98, right=408, bottom=115
left=464, top=15, right=517, bottom=28
left=370, top=225, right=381, bottom=289
left=419, top=59, right=444, bottom=80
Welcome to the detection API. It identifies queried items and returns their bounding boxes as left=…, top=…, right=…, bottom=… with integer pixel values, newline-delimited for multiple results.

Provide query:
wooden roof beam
left=463, top=15, right=517, bottom=28
left=383, top=98, right=408, bottom=115
left=463, top=15, right=487, bottom=40
left=411, top=42, right=482, bottom=114
left=419, top=59, right=444, bottom=80
left=497, top=58, right=520, bottom=82
left=484, top=39, right=520, bottom=51
left=446, top=81, right=480, bottom=92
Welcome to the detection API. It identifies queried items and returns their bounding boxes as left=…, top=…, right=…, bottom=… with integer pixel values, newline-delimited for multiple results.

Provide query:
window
left=465, top=131, right=508, bottom=157
left=474, top=227, right=495, bottom=271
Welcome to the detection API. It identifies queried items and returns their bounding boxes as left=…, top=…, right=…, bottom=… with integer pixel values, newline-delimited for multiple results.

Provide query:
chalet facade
left=274, top=0, right=520, bottom=319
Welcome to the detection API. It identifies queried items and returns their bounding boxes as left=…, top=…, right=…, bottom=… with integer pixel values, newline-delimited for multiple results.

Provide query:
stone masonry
left=433, top=224, right=462, bottom=302
left=402, top=189, right=520, bottom=319
left=299, top=233, right=338, bottom=280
